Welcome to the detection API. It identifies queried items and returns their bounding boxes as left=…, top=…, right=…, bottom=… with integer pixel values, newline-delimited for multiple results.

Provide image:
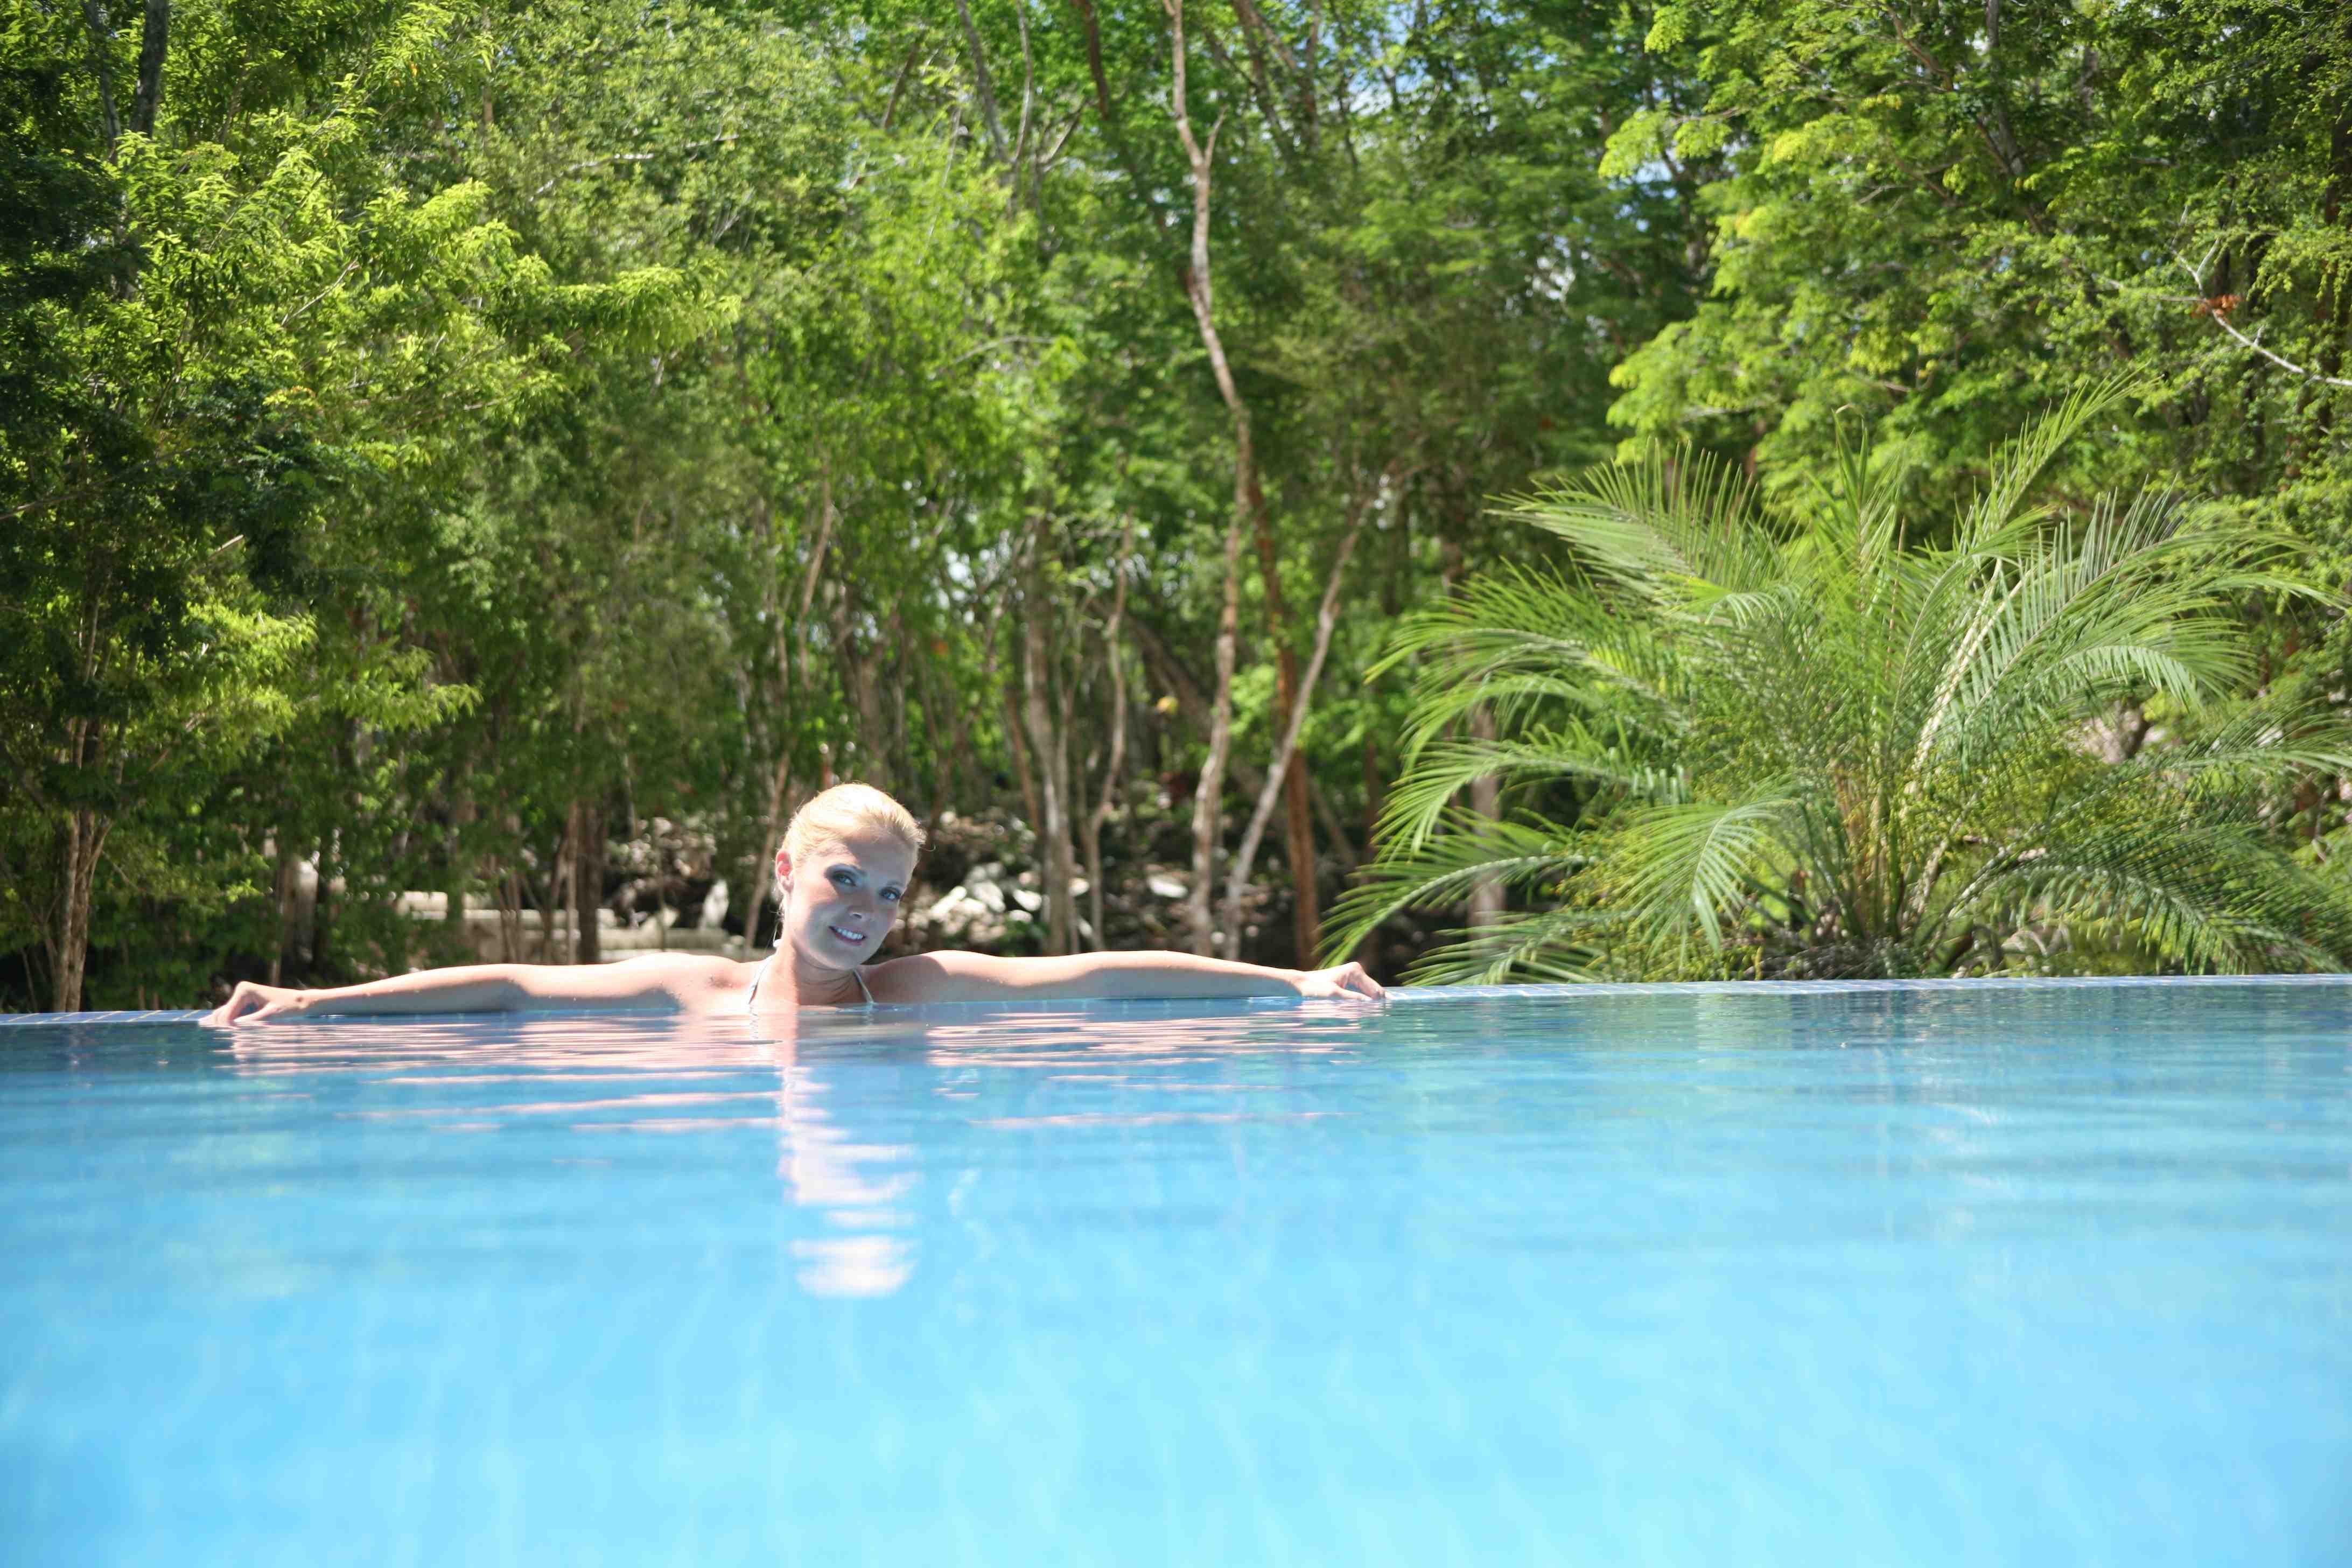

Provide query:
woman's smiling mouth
left=828, top=923, right=870, bottom=947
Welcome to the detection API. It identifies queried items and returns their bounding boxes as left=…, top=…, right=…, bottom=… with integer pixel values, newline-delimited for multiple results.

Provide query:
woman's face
left=776, top=830, right=917, bottom=969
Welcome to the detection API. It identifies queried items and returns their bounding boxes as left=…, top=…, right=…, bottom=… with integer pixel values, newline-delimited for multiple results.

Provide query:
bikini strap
left=852, top=965, right=874, bottom=1006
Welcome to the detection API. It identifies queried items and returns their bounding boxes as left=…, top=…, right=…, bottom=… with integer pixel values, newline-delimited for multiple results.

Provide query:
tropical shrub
left=1331, top=383, right=2352, bottom=982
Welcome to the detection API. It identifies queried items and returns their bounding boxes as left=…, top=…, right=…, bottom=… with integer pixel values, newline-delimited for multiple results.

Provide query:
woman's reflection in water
left=218, top=1011, right=927, bottom=1300
left=752, top=1013, right=920, bottom=1299
left=756, top=1006, right=1316, bottom=1299
left=211, top=1002, right=1349, bottom=1302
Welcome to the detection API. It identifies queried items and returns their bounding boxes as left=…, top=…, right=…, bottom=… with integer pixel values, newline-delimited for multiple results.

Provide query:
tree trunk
left=1044, top=643, right=1079, bottom=950
left=539, top=820, right=568, bottom=963
left=1308, top=773, right=1358, bottom=876
left=50, top=806, right=106, bottom=1012
left=80, top=2, right=121, bottom=150
left=1244, top=474, right=1323, bottom=965
left=1221, top=494, right=1374, bottom=963
left=1002, top=680, right=1043, bottom=834
left=927, top=661, right=981, bottom=823
left=1084, top=522, right=1133, bottom=947
left=270, top=842, right=298, bottom=986
left=128, top=0, right=167, bottom=137
left=571, top=797, right=605, bottom=964
left=1020, top=561, right=1076, bottom=954
left=1186, top=550, right=1247, bottom=956
left=1168, top=0, right=1254, bottom=957
left=1468, top=706, right=1504, bottom=929
left=743, top=754, right=796, bottom=954
left=496, top=854, right=523, bottom=964
left=830, top=587, right=891, bottom=789
left=887, top=611, right=912, bottom=789
left=950, top=0, right=1010, bottom=158
left=444, top=791, right=477, bottom=954
left=1440, top=531, right=1504, bottom=930
left=43, top=712, right=112, bottom=1013
left=1126, top=613, right=1269, bottom=801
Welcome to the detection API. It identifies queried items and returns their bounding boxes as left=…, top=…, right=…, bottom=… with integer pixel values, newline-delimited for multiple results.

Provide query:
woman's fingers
left=1302, top=963, right=1385, bottom=1002
left=203, top=984, right=251, bottom=1026
left=205, top=982, right=300, bottom=1026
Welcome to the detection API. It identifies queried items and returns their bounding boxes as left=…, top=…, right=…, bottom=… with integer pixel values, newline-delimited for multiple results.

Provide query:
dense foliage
left=2, top=0, right=2346, bottom=1006
left=1336, top=383, right=2352, bottom=980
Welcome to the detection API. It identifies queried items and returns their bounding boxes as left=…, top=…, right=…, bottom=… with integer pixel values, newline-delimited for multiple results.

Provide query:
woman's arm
left=867, top=949, right=1385, bottom=1005
left=204, top=955, right=741, bottom=1025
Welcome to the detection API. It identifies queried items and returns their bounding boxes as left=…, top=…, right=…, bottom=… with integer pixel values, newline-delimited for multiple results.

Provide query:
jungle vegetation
left=2, top=0, right=2348, bottom=1008
left=1336, top=382, right=2352, bottom=979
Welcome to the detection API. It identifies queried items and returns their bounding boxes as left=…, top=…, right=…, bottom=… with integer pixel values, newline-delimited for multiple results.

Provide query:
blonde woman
left=207, top=783, right=1384, bottom=1024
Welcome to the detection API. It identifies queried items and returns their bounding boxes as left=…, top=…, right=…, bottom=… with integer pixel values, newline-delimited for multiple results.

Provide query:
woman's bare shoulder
left=597, top=953, right=759, bottom=1010
left=865, top=949, right=1022, bottom=1003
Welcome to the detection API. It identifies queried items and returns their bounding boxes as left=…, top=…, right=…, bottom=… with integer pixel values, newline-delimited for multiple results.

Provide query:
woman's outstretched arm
left=204, top=955, right=741, bottom=1025
left=867, top=949, right=1384, bottom=1004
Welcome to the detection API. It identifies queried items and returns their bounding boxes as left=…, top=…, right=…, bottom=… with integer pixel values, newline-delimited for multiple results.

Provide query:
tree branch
left=880, top=41, right=924, bottom=131
left=1065, top=0, right=1117, bottom=123
left=531, top=134, right=740, bottom=198
left=278, top=257, right=360, bottom=328
left=2174, top=250, right=2352, bottom=390
left=81, top=1, right=121, bottom=149
left=951, top=0, right=1009, bottom=160
left=1220, top=471, right=1389, bottom=946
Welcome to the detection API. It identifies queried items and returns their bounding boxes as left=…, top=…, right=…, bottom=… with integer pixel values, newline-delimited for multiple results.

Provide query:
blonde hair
left=780, top=782, right=925, bottom=871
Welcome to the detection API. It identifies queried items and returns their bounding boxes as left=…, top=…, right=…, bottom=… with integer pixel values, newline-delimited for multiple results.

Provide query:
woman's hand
left=205, top=982, right=317, bottom=1026
left=1294, top=962, right=1386, bottom=1002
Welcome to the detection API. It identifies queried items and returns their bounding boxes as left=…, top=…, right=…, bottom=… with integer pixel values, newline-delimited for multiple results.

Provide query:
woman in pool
left=207, top=783, right=1385, bottom=1024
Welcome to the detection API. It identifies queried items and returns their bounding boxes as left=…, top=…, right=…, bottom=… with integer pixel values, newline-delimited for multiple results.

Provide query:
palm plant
left=1331, top=381, right=2352, bottom=982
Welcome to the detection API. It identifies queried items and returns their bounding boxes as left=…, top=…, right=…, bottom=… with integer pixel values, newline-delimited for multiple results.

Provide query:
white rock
left=1146, top=874, right=1188, bottom=900
left=925, top=887, right=978, bottom=921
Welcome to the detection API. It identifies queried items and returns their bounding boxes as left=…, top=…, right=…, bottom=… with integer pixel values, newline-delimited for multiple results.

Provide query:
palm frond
left=1321, top=811, right=1590, bottom=965
left=1784, top=412, right=1908, bottom=604
left=1370, top=564, right=1618, bottom=683
left=1396, top=906, right=1626, bottom=985
left=1371, top=564, right=1688, bottom=760
left=1608, top=783, right=1800, bottom=950
left=1953, top=371, right=2143, bottom=550
left=1398, top=673, right=1679, bottom=763
left=1376, top=731, right=1686, bottom=852
left=1360, top=384, right=2352, bottom=986
left=1980, top=815, right=2352, bottom=974
left=1905, top=488, right=2277, bottom=772
left=1496, top=446, right=1776, bottom=601
left=2050, top=695, right=2352, bottom=819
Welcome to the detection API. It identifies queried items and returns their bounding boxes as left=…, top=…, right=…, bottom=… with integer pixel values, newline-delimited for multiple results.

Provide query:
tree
left=0, top=0, right=693, bottom=1006
left=1333, top=382, right=2352, bottom=981
left=1607, top=0, right=2352, bottom=558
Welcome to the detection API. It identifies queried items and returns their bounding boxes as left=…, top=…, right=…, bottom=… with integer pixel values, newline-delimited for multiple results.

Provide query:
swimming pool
left=3, top=979, right=2347, bottom=1565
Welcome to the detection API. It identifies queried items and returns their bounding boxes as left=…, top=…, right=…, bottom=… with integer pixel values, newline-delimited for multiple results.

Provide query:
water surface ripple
left=3, top=982, right=2347, bottom=1565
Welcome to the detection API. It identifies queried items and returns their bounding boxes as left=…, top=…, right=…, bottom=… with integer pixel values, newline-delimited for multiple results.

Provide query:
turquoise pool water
left=3, top=979, right=2347, bottom=1565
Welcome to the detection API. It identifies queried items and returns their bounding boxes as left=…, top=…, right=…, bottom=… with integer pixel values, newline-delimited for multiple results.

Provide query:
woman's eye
left=882, top=889, right=902, bottom=903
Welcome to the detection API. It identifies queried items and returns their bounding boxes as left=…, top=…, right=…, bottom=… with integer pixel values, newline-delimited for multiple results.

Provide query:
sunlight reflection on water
left=2, top=985, right=2347, bottom=1566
